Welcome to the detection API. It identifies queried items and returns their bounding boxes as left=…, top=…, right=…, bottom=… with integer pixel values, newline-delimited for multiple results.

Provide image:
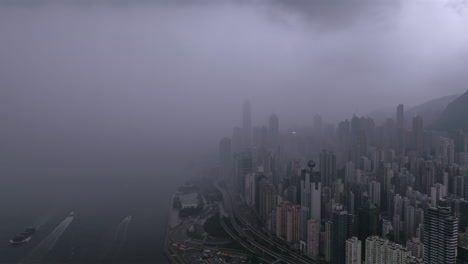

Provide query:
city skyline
left=2, top=1, right=468, bottom=263
left=209, top=96, right=468, bottom=263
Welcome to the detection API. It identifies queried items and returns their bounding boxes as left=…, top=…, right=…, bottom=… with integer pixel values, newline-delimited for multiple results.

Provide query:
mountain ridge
left=432, top=90, right=468, bottom=132
left=366, top=94, right=460, bottom=126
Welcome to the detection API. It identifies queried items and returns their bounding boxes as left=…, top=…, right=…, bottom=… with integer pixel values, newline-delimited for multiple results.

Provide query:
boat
left=69, top=211, right=75, bottom=217
left=10, top=226, right=36, bottom=245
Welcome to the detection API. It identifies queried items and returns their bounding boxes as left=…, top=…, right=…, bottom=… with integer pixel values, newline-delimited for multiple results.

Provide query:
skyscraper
left=301, top=163, right=322, bottom=243
left=325, top=220, right=333, bottom=263
left=310, top=170, right=322, bottom=223
left=346, top=237, right=362, bottom=264
left=276, top=201, right=289, bottom=239
left=455, top=130, right=467, bottom=165
left=412, top=116, right=424, bottom=153
left=232, top=127, right=242, bottom=154
left=421, top=160, right=435, bottom=196
left=397, top=104, right=404, bottom=127
left=397, top=104, right=405, bottom=155
left=338, top=120, right=352, bottom=161
left=307, top=218, right=320, bottom=258
left=404, top=205, right=415, bottom=242
left=268, top=113, right=279, bottom=148
left=244, top=172, right=256, bottom=206
left=383, top=118, right=395, bottom=149
left=379, top=162, right=393, bottom=212
left=219, top=137, right=231, bottom=170
left=365, top=236, right=411, bottom=264
left=258, top=179, right=277, bottom=224
left=286, top=203, right=301, bottom=244
left=242, top=100, right=252, bottom=149
left=358, top=202, right=380, bottom=256
left=307, top=168, right=322, bottom=257
left=235, top=151, right=252, bottom=194
left=332, top=206, right=349, bottom=264
left=406, top=237, right=424, bottom=259
left=319, top=150, right=337, bottom=188
left=424, top=207, right=458, bottom=264
left=300, top=170, right=312, bottom=242
left=369, top=181, right=381, bottom=208
left=393, top=214, right=402, bottom=243
left=438, top=136, right=455, bottom=166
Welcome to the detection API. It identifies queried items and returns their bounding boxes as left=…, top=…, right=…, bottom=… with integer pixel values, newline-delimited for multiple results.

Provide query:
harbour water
left=0, top=151, right=190, bottom=264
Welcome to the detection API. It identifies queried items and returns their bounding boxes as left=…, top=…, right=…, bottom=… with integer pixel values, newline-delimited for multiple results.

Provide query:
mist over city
left=1, top=0, right=468, bottom=263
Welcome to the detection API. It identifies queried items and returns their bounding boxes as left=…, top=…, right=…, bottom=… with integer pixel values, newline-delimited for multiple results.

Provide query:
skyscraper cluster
left=217, top=101, right=467, bottom=264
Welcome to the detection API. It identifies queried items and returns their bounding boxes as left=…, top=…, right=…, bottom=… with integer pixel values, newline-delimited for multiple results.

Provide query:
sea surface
left=0, top=149, right=190, bottom=264
left=0, top=2, right=212, bottom=263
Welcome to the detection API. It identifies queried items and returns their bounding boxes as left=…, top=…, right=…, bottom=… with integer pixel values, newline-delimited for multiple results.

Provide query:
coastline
left=164, top=192, right=177, bottom=264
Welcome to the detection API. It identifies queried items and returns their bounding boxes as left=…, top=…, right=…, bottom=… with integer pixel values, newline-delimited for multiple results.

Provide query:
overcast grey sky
left=3, top=2, right=468, bottom=262
left=1, top=0, right=468, bottom=154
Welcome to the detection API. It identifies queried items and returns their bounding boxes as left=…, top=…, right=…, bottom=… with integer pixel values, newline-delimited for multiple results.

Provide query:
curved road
left=215, top=181, right=316, bottom=264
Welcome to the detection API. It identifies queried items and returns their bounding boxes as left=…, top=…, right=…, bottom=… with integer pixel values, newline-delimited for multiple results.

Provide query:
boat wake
left=20, top=214, right=74, bottom=263
left=98, top=216, right=132, bottom=263
left=114, top=216, right=132, bottom=249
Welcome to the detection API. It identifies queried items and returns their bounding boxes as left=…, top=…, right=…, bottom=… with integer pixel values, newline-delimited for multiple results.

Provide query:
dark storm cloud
left=268, top=0, right=400, bottom=30
left=1, top=0, right=468, bottom=138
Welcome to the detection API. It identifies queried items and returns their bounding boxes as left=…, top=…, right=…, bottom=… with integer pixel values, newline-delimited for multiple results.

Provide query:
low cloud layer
left=1, top=0, right=467, bottom=152
left=268, top=0, right=400, bottom=30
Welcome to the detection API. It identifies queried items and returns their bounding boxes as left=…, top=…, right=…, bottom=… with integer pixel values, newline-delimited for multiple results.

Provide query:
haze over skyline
left=1, top=0, right=467, bottom=211
left=1, top=1, right=468, bottom=263
left=2, top=0, right=468, bottom=145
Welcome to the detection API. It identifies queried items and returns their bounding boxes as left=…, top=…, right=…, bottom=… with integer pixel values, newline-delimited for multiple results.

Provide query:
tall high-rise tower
left=397, top=104, right=404, bottom=126
left=358, top=202, right=380, bottom=256
left=319, top=150, right=337, bottom=188
left=412, top=116, right=424, bottom=153
left=242, top=100, right=252, bottom=149
left=219, top=137, right=231, bottom=167
left=268, top=113, right=279, bottom=148
left=300, top=169, right=311, bottom=242
left=346, top=237, right=362, bottom=264
left=368, top=181, right=381, bottom=208
left=332, top=206, right=349, bottom=264
left=307, top=218, right=320, bottom=258
left=219, top=137, right=232, bottom=180
left=365, top=236, right=411, bottom=264
left=310, top=170, right=322, bottom=223
left=396, top=104, right=405, bottom=155
left=308, top=161, right=321, bottom=258
left=300, top=161, right=322, bottom=239
left=424, top=206, right=458, bottom=264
